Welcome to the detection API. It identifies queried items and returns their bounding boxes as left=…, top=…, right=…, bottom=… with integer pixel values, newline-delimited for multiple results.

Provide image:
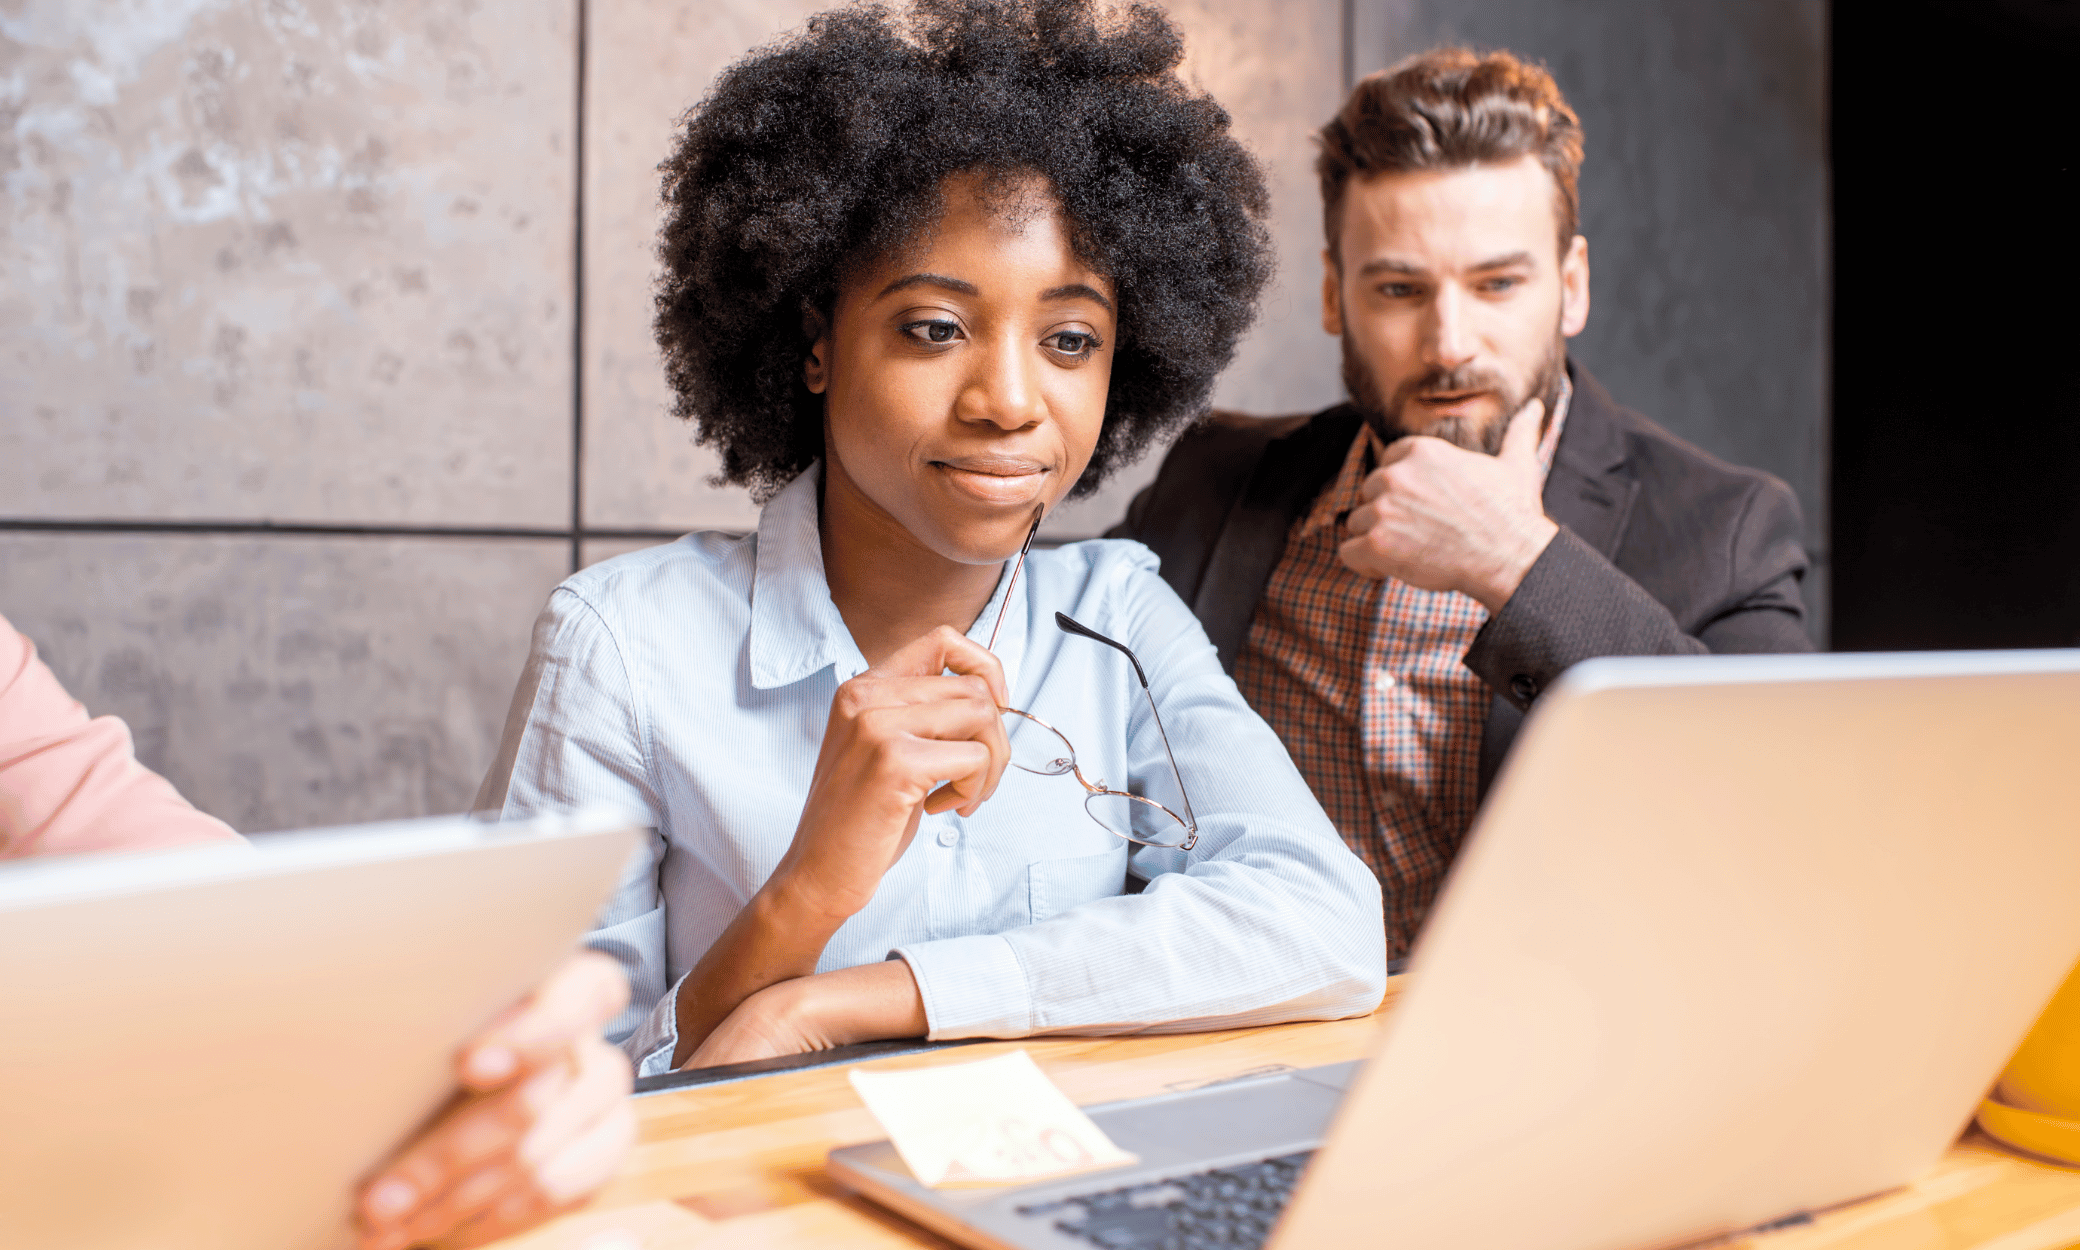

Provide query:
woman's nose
left=960, top=336, right=1045, bottom=430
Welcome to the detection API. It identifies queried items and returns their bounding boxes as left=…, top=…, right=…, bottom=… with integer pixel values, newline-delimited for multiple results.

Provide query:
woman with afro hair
left=481, top=0, right=1385, bottom=1073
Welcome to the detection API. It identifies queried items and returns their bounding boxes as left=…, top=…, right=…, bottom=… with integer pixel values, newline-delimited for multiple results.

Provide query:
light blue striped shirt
left=479, top=466, right=1385, bottom=1076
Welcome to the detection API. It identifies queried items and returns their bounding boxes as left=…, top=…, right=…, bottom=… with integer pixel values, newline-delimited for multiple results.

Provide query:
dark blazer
left=1109, top=363, right=1813, bottom=796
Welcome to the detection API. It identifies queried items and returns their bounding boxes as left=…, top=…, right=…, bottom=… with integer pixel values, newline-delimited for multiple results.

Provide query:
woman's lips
left=932, top=455, right=1052, bottom=504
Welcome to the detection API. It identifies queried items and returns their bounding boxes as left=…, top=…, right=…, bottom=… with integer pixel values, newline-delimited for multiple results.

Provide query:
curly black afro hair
left=654, top=0, right=1274, bottom=501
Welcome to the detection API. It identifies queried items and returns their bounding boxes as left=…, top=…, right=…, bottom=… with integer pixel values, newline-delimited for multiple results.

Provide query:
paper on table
left=847, top=1050, right=1139, bottom=1188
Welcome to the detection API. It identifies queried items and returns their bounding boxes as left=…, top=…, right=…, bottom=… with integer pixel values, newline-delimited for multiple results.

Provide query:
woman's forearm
left=685, top=958, right=929, bottom=1069
left=670, top=875, right=847, bottom=1066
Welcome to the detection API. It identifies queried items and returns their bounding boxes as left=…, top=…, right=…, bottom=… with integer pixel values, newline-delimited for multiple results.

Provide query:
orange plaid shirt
left=1234, top=386, right=1568, bottom=959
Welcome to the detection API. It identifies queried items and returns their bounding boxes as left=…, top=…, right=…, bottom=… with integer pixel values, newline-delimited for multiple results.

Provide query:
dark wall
left=1830, top=0, right=2080, bottom=651
left=1352, top=0, right=1832, bottom=642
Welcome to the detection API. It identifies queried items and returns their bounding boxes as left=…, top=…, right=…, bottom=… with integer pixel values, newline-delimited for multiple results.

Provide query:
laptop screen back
left=1276, top=651, right=2080, bottom=1250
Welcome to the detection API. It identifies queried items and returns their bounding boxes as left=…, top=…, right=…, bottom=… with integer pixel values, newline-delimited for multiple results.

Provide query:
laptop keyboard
left=1016, top=1150, right=1314, bottom=1249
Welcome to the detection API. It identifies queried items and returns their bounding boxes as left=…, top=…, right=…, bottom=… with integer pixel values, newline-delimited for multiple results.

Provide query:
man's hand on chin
left=1339, top=397, right=1560, bottom=612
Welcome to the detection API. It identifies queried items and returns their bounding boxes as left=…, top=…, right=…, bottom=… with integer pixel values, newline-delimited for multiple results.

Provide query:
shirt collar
left=746, top=463, right=1031, bottom=693
left=748, top=464, right=862, bottom=690
left=1296, top=374, right=1575, bottom=545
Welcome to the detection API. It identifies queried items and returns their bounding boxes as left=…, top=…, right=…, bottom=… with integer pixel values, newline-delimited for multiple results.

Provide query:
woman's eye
left=1047, top=331, right=1098, bottom=358
left=902, top=320, right=962, bottom=345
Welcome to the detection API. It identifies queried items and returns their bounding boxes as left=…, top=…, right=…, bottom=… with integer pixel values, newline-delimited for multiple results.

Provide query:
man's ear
left=1321, top=249, right=1344, bottom=337
left=1559, top=234, right=1591, bottom=338
left=802, top=308, right=831, bottom=395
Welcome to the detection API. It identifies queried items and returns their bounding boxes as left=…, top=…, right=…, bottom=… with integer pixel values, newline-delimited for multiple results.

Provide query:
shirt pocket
left=1026, top=846, right=1128, bottom=924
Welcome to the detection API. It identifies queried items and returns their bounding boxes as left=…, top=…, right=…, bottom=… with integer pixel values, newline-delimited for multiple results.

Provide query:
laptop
left=831, top=649, right=2080, bottom=1250
left=0, top=808, right=639, bottom=1250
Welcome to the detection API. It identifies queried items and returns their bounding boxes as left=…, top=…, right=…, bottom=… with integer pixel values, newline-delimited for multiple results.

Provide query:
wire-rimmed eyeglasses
left=984, top=515, right=1199, bottom=852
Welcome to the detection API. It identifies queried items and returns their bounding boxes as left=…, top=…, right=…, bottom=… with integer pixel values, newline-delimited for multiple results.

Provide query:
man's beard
left=1342, top=331, right=1568, bottom=455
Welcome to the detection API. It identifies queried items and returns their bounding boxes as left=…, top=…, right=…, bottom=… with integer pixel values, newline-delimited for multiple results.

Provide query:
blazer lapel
left=1477, top=364, right=1635, bottom=798
left=1542, top=366, right=1636, bottom=558
left=1196, top=406, right=1364, bottom=673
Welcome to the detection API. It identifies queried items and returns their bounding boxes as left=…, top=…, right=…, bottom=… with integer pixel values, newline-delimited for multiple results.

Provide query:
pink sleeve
left=0, top=613, right=241, bottom=860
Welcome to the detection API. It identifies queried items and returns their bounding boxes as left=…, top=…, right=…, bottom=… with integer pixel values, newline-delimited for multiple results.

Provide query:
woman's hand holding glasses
left=671, top=624, right=1012, bottom=1069
left=779, top=624, right=1013, bottom=921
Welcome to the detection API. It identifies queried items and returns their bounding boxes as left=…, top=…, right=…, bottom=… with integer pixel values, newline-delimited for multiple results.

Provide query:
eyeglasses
left=984, top=515, right=1199, bottom=852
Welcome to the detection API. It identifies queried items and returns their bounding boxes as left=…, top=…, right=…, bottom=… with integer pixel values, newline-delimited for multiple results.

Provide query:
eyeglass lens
left=999, top=710, right=1192, bottom=848
left=1001, top=710, right=1075, bottom=776
left=1084, top=790, right=1194, bottom=849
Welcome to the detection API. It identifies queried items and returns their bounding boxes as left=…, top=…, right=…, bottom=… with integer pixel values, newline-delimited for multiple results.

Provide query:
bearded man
left=1111, top=48, right=1812, bottom=959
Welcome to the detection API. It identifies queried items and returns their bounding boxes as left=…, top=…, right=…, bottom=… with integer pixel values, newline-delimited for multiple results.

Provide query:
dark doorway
left=1830, top=0, right=2080, bottom=650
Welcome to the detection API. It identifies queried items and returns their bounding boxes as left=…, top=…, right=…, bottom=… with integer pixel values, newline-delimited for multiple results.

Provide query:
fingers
left=358, top=1079, right=540, bottom=1250
left=358, top=1038, right=634, bottom=1250
left=517, top=1036, right=634, bottom=1180
left=1345, top=500, right=1380, bottom=537
left=534, top=1077, right=641, bottom=1204
left=458, top=952, right=628, bottom=1092
left=1500, top=396, right=1545, bottom=462
left=874, top=625, right=1010, bottom=708
left=436, top=1105, right=639, bottom=1248
left=839, top=671, right=1010, bottom=814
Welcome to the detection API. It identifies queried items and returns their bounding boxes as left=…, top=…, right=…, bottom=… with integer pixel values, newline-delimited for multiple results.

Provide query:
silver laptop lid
left=0, top=809, right=639, bottom=1250
left=1277, top=650, right=2080, bottom=1250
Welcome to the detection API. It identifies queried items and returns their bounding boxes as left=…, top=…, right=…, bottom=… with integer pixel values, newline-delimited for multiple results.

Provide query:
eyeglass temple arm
left=1053, top=613, right=1197, bottom=832
left=985, top=511, right=1044, bottom=653
left=1054, top=612, right=1149, bottom=688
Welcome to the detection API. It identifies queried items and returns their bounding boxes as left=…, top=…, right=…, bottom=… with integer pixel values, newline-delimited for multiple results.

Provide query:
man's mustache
left=1390, top=364, right=1511, bottom=406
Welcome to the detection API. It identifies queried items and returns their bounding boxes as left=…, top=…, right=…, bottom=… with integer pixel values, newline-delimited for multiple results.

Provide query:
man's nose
left=1423, top=285, right=1477, bottom=370
left=960, top=336, right=1045, bottom=430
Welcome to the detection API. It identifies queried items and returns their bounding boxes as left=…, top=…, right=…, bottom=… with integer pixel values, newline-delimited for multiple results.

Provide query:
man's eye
left=1380, top=283, right=1420, bottom=299
left=1480, top=277, right=1522, bottom=294
left=903, top=320, right=961, bottom=345
left=1047, top=331, right=1098, bottom=358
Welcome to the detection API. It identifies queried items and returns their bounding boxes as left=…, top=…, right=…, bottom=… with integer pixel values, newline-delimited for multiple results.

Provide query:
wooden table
left=491, top=979, right=2080, bottom=1250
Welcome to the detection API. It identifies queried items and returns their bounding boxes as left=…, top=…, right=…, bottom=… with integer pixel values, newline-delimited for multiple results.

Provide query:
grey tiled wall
left=1, top=0, right=578, bottom=526
left=0, top=534, right=565, bottom=831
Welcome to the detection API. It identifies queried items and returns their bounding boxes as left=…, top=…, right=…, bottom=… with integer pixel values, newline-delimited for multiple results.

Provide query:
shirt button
left=1373, top=670, right=1398, bottom=692
left=1509, top=673, right=1539, bottom=703
left=936, top=828, right=958, bottom=848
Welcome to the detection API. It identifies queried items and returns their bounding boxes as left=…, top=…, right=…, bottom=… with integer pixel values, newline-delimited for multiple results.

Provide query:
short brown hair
left=1315, top=48, right=1583, bottom=262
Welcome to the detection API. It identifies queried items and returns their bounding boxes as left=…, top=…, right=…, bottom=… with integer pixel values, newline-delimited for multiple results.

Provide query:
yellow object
left=1979, top=956, right=2080, bottom=1165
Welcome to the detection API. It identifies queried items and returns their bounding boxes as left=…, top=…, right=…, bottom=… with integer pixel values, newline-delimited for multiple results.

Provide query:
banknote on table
left=847, top=1050, right=1139, bottom=1188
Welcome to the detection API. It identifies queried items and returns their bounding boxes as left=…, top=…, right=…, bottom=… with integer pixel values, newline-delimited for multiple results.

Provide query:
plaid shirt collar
left=1294, top=373, right=1575, bottom=545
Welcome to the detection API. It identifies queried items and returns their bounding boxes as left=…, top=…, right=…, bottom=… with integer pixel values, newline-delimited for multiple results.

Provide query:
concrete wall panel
left=1, top=534, right=567, bottom=832
left=0, top=0, right=577, bottom=526
left=577, top=0, right=823, bottom=534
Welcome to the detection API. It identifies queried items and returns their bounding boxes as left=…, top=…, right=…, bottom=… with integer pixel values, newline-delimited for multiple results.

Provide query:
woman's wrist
left=758, top=862, right=862, bottom=936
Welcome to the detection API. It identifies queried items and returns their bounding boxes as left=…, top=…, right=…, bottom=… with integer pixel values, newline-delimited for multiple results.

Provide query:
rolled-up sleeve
left=896, top=550, right=1387, bottom=1039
